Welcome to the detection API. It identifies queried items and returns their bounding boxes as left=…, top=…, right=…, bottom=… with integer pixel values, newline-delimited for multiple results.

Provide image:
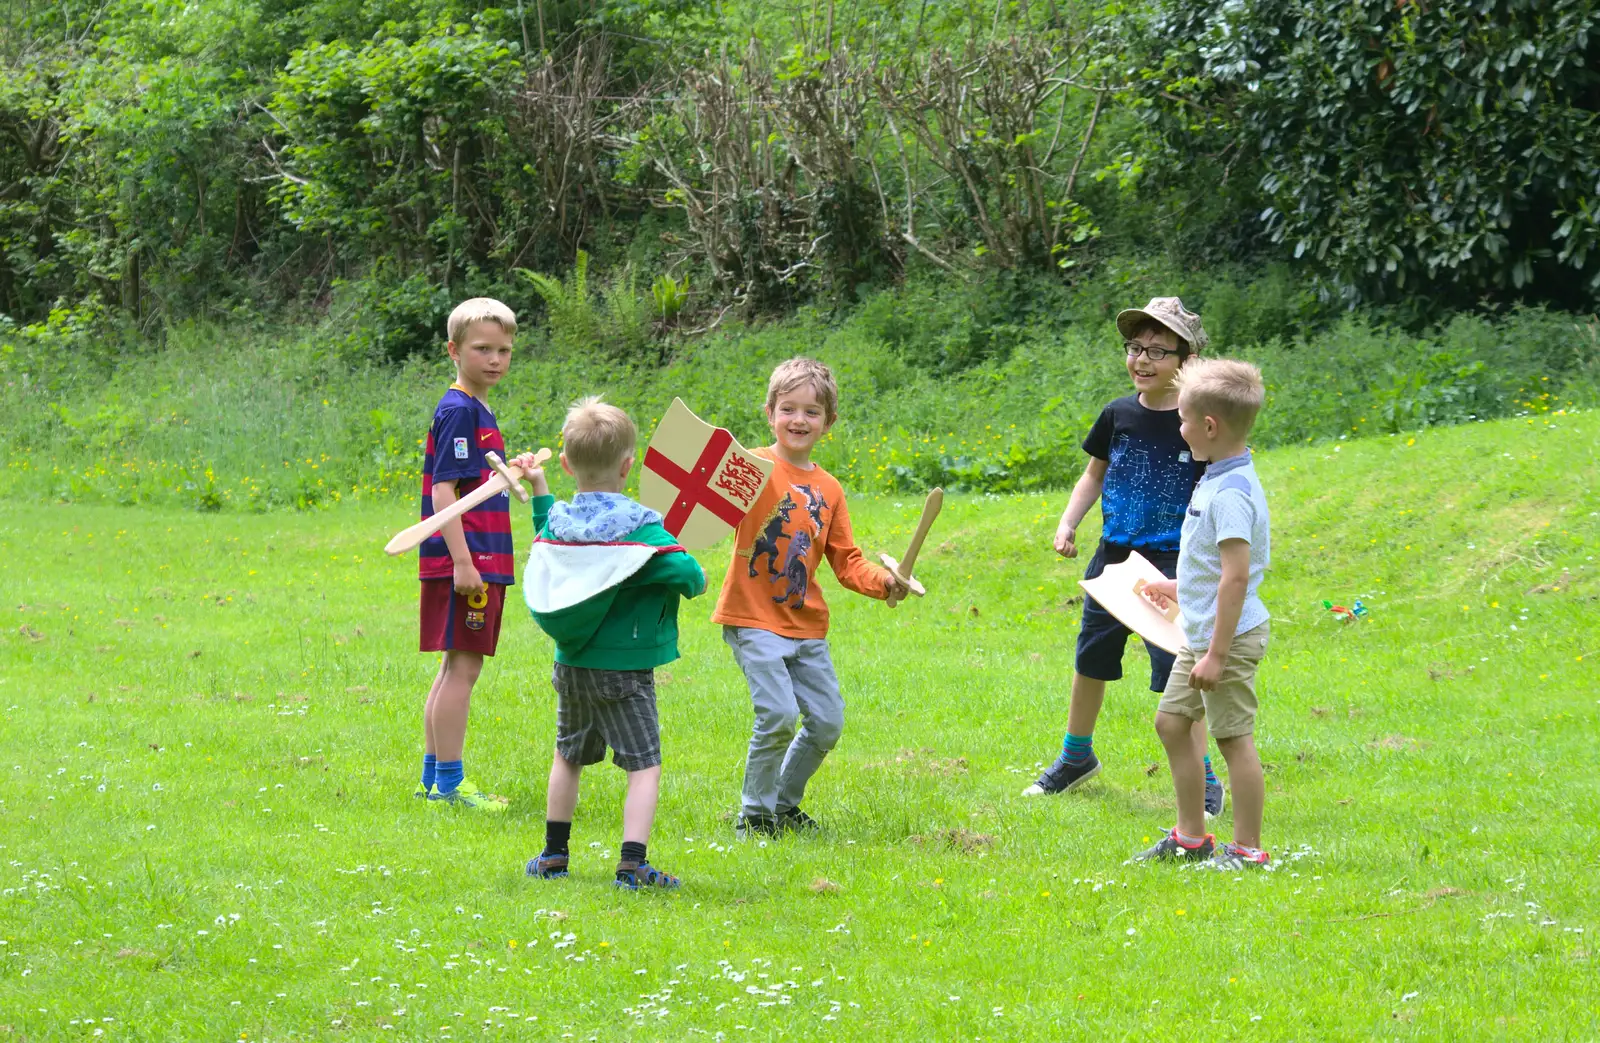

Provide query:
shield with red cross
left=639, top=398, right=774, bottom=550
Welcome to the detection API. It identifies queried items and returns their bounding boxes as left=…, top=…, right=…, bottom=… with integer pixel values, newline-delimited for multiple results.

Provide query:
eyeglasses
left=1125, top=341, right=1184, bottom=361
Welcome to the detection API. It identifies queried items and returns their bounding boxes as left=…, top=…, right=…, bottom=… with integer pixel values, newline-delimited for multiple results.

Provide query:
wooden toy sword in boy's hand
left=880, top=487, right=943, bottom=608
left=385, top=448, right=552, bottom=556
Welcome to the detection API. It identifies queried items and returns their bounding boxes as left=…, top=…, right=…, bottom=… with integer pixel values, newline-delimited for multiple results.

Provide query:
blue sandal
left=526, top=853, right=569, bottom=879
left=614, top=860, right=679, bottom=890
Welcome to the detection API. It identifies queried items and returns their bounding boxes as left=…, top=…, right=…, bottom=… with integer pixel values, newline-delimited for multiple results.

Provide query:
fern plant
left=518, top=251, right=664, bottom=360
left=516, top=250, right=600, bottom=354
left=650, top=272, right=690, bottom=324
left=602, top=264, right=653, bottom=360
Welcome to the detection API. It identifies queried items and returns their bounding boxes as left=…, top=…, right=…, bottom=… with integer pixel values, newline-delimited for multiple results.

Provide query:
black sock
left=619, top=840, right=647, bottom=866
left=544, top=820, right=571, bottom=857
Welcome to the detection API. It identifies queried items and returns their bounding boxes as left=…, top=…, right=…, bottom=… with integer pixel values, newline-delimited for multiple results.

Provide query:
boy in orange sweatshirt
left=713, top=358, right=908, bottom=837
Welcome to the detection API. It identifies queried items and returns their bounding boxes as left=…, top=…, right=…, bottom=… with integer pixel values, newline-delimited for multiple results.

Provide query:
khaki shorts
left=1158, top=622, right=1270, bottom=739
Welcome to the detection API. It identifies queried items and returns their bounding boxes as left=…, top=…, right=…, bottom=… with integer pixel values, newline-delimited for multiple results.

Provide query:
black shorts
left=1076, top=542, right=1179, bottom=692
left=552, top=664, right=661, bottom=772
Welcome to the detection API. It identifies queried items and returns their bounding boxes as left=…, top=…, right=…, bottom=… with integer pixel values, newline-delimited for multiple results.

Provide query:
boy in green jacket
left=523, top=397, right=707, bottom=889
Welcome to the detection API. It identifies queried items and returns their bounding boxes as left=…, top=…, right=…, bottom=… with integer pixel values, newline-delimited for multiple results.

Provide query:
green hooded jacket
left=522, top=494, right=706, bottom=670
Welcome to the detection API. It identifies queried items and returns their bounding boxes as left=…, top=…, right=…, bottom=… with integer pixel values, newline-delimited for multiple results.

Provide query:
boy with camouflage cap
left=1022, top=297, right=1224, bottom=816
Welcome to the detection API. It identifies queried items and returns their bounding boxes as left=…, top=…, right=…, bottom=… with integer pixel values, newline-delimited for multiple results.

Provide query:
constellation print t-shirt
left=1082, top=394, right=1205, bottom=551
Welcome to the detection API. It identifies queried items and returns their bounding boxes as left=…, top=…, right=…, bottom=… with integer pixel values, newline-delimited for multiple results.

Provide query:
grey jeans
left=723, top=626, right=844, bottom=818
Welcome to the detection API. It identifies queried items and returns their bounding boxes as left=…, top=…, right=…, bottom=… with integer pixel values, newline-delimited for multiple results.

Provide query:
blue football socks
left=1063, top=732, right=1094, bottom=765
left=1203, top=755, right=1218, bottom=785
left=421, top=753, right=437, bottom=791
left=435, top=759, right=464, bottom=795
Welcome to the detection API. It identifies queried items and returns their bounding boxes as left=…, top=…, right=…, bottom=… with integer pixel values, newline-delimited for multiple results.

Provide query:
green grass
left=1, top=412, right=1597, bottom=1040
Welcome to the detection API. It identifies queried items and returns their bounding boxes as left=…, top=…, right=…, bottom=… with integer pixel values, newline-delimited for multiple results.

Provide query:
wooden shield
left=1079, top=550, right=1186, bottom=655
left=639, top=398, right=773, bottom=550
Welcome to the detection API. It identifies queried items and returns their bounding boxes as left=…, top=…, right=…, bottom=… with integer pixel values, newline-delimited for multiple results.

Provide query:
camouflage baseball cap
left=1116, top=296, right=1209, bottom=353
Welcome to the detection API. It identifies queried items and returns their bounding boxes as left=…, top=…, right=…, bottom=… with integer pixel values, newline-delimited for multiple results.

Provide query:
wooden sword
left=880, top=487, right=943, bottom=609
left=383, top=448, right=551, bottom=556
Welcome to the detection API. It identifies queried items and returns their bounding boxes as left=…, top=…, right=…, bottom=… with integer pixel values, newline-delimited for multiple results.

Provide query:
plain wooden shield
left=1079, top=550, right=1187, bottom=655
left=639, top=398, right=773, bottom=550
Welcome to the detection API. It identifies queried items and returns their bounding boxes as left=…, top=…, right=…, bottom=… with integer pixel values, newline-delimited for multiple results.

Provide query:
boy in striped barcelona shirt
left=413, top=298, right=540, bottom=810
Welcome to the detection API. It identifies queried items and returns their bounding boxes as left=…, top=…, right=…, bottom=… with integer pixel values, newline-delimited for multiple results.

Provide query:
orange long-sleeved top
left=711, top=448, right=892, bottom=639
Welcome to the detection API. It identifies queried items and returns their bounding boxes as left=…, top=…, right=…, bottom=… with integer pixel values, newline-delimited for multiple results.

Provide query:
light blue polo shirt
left=1177, top=451, right=1271, bottom=650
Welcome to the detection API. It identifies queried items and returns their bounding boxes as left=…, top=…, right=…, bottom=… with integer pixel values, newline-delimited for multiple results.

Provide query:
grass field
left=2, top=411, right=1597, bottom=1041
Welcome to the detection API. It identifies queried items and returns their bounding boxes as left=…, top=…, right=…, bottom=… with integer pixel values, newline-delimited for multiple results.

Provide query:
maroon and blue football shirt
left=419, top=384, right=515, bottom=585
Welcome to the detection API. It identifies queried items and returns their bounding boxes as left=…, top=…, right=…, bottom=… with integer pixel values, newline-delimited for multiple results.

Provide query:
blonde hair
left=765, top=357, right=838, bottom=421
left=447, top=297, right=517, bottom=343
left=562, top=396, right=636, bottom=480
left=1175, top=357, right=1265, bottom=435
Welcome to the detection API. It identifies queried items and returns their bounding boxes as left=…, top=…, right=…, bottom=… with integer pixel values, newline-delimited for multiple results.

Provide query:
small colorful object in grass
left=1323, top=599, right=1369, bottom=622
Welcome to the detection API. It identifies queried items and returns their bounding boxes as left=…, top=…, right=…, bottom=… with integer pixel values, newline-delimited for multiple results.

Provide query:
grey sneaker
left=1021, top=753, right=1101, bottom=796
left=1130, top=828, right=1215, bottom=863
left=1204, top=778, right=1226, bottom=819
left=1207, top=842, right=1271, bottom=871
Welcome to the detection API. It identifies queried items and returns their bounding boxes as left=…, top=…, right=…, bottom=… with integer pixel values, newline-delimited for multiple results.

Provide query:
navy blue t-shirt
left=1082, top=394, right=1205, bottom=551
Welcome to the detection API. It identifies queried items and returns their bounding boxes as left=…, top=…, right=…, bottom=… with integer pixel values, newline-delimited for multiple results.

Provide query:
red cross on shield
left=639, top=398, right=774, bottom=550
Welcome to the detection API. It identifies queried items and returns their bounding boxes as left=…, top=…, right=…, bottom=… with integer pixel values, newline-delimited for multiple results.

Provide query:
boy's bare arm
left=1190, top=538, right=1250, bottom=690
left=1055, top=457, right=1108, bottom=558
left=430, top=479, right=484, bottom=595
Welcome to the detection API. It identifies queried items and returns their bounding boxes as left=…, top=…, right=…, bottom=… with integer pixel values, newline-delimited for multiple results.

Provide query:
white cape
left=524, top=539, right=660, bottom=614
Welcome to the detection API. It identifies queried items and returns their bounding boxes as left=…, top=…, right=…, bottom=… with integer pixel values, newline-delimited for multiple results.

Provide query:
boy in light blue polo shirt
left=1175, top=455, right=1271, bottom=651
left=1134, top=358, right=1273, bottom=870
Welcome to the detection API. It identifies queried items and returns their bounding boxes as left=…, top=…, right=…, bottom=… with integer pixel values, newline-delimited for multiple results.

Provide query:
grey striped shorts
left=552, top=664, right=661, bottom=772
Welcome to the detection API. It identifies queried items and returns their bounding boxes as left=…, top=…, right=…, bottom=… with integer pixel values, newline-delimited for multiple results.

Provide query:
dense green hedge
left=5, top=0, right=1596, bottom=360
left=1137, top=0, right=1600, bottom=308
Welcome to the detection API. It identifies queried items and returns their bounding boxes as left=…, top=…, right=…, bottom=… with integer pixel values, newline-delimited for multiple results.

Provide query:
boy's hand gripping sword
left=880, top=487, right=943, bottom=609
left=384, top=448, right=552, bottom=556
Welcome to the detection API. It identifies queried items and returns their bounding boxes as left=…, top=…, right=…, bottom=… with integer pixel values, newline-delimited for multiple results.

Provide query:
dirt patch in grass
left=1423, top=886, right=1469, bottom=902
left=869, top=748, right=969, bottom=777
left=909, top=828, right=995, bottom=854
left=1526, top=568, right=1577, bottom=595
left=1369, top=734, right=1430, bottom=752
left=1030, top=595, right=1084, bottom=618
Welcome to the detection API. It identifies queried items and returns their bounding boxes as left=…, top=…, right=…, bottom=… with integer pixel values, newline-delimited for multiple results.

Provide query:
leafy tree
left=0, top=0, right=293, bottom=325
left=0, top=55, right=71, bottom=321
left=1140, top=0, right=1600, bottom=309
left=267, top=20, right=526, bottom=281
